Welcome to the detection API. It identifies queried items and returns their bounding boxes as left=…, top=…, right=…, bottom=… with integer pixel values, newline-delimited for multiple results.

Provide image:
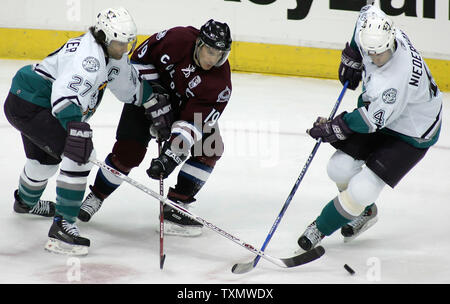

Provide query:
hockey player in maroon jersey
left=78, top=19, right=232, bottom=236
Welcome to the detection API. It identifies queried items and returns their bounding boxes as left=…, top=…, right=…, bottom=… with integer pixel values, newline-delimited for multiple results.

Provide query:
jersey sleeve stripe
left=172, top=120, right=203, bottom=141
left=133, top=63, right=159, bottom=81
left=140, top=73, right=159, bottom=81
left=33, top=64, right=56, bottom=81
left=421, top=104, right=442, bottom=139
left=357, top=107, right=378, bottom=132
left=171, top=128, right=195, bottom=148
left=51, top=96, right=81, bottom=116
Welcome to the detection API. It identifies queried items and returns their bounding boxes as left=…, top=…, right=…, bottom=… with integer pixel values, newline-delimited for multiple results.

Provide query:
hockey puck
left=344, top=264, right=355, bottom=275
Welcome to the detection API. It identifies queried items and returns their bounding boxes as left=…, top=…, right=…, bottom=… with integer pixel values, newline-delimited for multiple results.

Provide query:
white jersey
left=351, top=5, right=442, bottom=143
left=33, top=31, right=142, bottom=122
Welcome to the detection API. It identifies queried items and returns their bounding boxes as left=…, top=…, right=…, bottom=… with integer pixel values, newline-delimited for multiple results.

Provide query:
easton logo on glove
left=331, top=125, right=346, bottom=140
left=150, top=104, right=172, bottom=119
left=164, top=148, right=183, bottom=165
left=64, top=121, right=94, bottom=164
left=69, top=129, right=93, bottom=138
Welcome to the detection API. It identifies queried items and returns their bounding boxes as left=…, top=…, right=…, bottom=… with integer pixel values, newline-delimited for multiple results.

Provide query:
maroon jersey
left=131, top=26, right=231, bottom=146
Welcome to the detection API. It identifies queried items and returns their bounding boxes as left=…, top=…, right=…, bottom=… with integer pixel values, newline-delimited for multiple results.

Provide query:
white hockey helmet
left=358, top=13, right=396, bottom=55
left=94, top=7, right=137, bottom=46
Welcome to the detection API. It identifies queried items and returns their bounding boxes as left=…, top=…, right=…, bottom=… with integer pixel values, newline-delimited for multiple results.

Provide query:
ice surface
left=1, top=59, right=449, bottom=284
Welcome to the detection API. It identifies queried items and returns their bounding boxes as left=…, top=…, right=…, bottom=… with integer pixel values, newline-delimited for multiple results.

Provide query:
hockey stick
left=158, top=141, right=166, bottom=269
left=89, top=158, right=325, bottom=270
left=232, top=81, right=349, bottom=274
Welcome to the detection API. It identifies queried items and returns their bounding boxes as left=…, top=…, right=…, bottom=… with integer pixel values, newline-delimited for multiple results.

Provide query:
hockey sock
left=56, top=156, right=93, bottom=223
left=316, top=197, right=355, bottom=236
left=18, top=173, right=48, bottom=208
left=56, top=189, right=86, bottom=224
left=18, top=159, right=58, bottom=207
left=92, top=153, right=130, bottom=199
left=169, top=157, right=214, bottom=202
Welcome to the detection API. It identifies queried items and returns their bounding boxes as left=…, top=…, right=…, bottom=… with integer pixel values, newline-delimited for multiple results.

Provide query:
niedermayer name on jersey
left=399, top=31, right=423, bottom=88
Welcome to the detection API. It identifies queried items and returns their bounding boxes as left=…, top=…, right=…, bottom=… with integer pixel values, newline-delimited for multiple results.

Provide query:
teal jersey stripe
left=10, top=65, right=52, bottom=108
left=343, top=107, right=440, bottom=148
left=54, top=103, right=82, bottom=130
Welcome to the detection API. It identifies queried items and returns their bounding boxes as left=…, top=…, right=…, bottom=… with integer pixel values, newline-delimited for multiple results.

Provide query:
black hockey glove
left=339, top=42, right=363, bottom=90
left=64, top=121, right=94, bottom=164
left=307, top=112, right=353, bottom=143
left=146, top=141, right=187, bottom=180
left=144, top=93, right=173, bottom=141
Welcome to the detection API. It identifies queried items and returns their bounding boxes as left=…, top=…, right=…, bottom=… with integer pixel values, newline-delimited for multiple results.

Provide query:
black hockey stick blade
left=231, top=246, right=325, bottom=274
left=160, top=254, right=166, bottom=270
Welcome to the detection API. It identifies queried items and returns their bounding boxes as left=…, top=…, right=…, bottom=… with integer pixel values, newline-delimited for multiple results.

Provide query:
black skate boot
left=161, top=188, right=203, bottom=237
left=45, top=216, right=90, bottom=256
left=162, top=204, right=203, bottom=237
left=341, top=204, right=378, bottom=242
left=78, top=191, right=104, bottom=222
left=13, top=189, right=55, bottom=217
left=297, top=221, right=325, bottom=251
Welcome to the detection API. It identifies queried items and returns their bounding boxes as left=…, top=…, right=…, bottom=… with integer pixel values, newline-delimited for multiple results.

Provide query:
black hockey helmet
left=199, top=19, right=232, bottom=51
left=195, top=19, right=232, bottom=67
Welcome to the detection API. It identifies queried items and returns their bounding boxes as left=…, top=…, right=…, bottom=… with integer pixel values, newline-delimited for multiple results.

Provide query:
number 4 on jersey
left=373, top=109, right=385, bottom=127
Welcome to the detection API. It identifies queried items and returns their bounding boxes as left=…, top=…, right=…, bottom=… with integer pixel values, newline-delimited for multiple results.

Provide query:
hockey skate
left=297, top=221, right=325, bottom=251
left=341, top=204, right=378, bottom=243
left=161, top=204, right=203, bottom=237
left=13, top=189, right=55, bottom=217
left=78, top=191, right=103, bottom=222
left=45, top=216, right=90, bottom=256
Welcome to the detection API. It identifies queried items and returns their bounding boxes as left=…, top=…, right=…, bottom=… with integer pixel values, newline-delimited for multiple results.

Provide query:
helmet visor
left=215, top=49, right=230, bottom=67
left=198, top=40, right=230, bottom=67
left=108, top=38, right=137, bottom=59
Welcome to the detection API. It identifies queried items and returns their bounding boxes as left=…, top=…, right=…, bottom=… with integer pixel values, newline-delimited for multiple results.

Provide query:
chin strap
left=193, top=39, right=203, bottom=67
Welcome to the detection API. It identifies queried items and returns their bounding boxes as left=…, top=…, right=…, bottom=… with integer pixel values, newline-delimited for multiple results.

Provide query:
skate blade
left=13, top=210, right=54, bottom=218
left=44, top=238, right=89, bottom=256
left=343, top=217, right=378, bottom=243
left=157, top=222, right=203, bottom=237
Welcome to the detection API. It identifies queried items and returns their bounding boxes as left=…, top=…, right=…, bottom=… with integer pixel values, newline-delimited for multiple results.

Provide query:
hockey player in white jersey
left=297, top=4, right=442, bottom=251
left=3, top=7, right=147, bottom=255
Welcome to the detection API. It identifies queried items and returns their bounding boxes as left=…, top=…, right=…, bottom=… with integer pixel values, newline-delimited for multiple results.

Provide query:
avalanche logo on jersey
left=382, top=88, right=397, bottom=104
left=82, top=56, right=100, bottom=73
left=217, top=86, right=231, bottom=103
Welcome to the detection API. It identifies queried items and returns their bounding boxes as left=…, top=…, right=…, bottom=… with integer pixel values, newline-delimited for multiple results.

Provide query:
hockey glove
left=339, top=42, right=363, bottom=90
left=146, top=141, right=187, bottom=180
left=307, top=112, right=353, bottom=143
left=64, top=121, right=94, bottom=164
left=144, top=93, right=173, bottom=141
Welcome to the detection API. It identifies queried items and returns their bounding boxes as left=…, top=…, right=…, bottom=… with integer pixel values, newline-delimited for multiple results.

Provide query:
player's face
left=197, top=44, right=223, bottom=70
left=107, top=40, right=136, bottom=60
left=369, top=49, right=393, bottom=67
